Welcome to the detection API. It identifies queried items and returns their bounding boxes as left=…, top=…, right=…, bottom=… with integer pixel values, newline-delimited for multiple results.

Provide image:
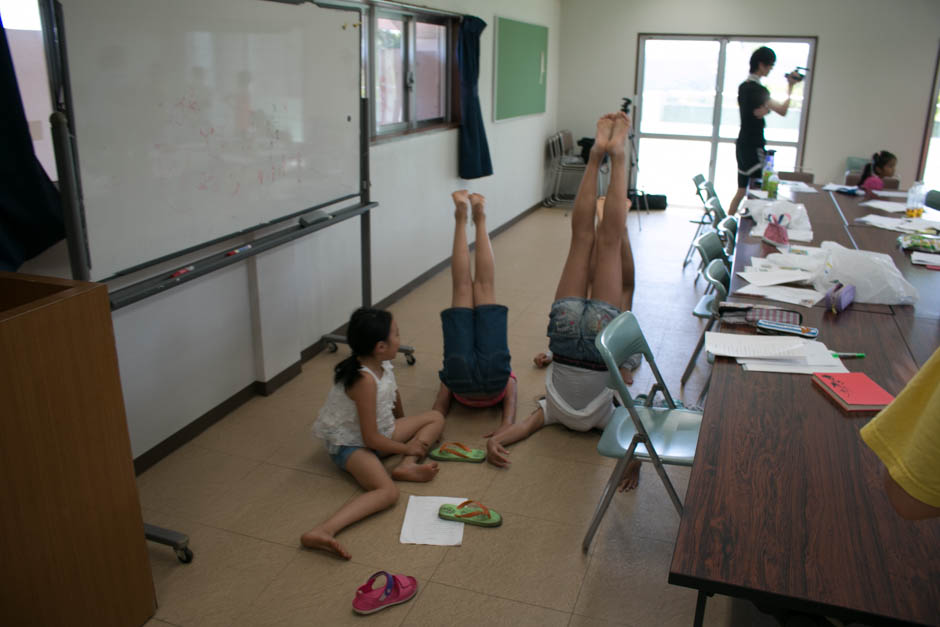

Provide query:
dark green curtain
left=457, top=16, right=492, bottom=179
left=0, top=20, right=63, bottom=271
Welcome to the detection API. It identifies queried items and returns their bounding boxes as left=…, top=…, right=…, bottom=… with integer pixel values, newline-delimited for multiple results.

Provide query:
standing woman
left=728, top=46, right=799, bottom=216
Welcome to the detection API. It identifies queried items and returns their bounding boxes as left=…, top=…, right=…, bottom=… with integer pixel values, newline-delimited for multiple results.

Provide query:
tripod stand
left=623, top=99, right=650, bottom=231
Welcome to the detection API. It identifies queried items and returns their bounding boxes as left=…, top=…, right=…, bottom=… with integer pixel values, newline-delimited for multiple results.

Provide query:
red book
left=811, top=372, right=895, bottom=415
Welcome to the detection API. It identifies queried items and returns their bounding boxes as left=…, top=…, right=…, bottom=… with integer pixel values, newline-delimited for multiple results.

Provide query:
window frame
left=366, top=4, right=458, bottom=141
left=634, top=34, right=816, bottom=186
left=916, top=42, right=940, bottom=184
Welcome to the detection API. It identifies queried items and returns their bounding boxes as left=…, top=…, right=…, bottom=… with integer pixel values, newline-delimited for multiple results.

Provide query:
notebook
left=811, top=372, right=895, bottom=415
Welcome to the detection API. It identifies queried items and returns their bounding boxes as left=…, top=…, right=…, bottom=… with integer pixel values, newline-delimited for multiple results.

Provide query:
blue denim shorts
left=547, top=297, right=620, bottom=366
left=439, top=304, right=512, bottom=396
left=329, top=445, right=378, bottom=471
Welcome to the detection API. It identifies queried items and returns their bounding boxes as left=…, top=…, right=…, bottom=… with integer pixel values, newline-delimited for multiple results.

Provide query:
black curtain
left=0, top=20, right=63, bottom=271
left=457, top=16, right=492, bottom=180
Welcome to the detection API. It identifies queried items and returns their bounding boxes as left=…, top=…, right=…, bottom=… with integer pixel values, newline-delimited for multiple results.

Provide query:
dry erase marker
left=226, top=244, right=252, bottom=256
left=170, top=265, right=195, bottom=279
left=832, top=352, right=865, bottom=359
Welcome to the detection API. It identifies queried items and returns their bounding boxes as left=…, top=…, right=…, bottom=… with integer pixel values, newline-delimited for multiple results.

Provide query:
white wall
left=20, top=0, right=561, bottom=458
left=557, top=0, right=940, bottom=188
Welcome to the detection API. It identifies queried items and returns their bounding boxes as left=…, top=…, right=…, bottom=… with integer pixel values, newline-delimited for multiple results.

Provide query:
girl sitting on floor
left=303, top=308, right=445, bottom=559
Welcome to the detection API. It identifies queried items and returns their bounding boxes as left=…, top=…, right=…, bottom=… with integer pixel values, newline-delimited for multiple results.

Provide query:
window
left=368, top=5, right=456, bottom=139
left=635, top=35, right=815, bottom=206
left=918, top=44, right=940, bottom=189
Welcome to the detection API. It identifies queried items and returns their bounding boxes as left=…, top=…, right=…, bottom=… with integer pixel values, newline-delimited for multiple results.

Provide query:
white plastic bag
left=812, top=241, right=919, bottom=305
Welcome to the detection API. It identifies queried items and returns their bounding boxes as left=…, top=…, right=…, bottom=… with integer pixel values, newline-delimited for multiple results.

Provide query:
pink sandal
left=352, top=571, right=418, bottom=615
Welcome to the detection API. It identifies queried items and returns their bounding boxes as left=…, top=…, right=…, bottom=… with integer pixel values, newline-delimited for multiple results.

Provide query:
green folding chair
left=681, top=259, right=730, bottom=387
left=715, top=215, right=738, bottom=256
left=926, top=189, right=940, bottom=210
left=582, top=311, right=704, bottom=552
left=683, top=174, right=714, bottom=268
left=692, top=230, right=728, bottom=289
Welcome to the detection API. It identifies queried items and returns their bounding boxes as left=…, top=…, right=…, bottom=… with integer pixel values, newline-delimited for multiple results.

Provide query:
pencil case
left=823, top=283, right=855, bottom=314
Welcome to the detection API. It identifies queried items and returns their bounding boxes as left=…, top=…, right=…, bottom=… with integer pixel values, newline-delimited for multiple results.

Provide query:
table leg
left=693, top=590, right=707, bottom=627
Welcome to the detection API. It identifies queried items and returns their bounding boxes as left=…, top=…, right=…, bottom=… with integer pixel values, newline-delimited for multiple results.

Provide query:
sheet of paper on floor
left=872, top=189, right=909, bottom=198
left=734, top=283, right=825, bottom=307
left=737, top=268, right=814, bottom=286
left=400, top=495, right=467, bottom=546
left=912, top=251, right=940, bottom=265
left=860, top=199, right=908, bottom=213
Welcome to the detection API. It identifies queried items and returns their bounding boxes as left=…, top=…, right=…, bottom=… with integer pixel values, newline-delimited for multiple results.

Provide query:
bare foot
left=452, top=189, right=469, bottom=221
left=591, top=114, right=615, bottom=157
left=300, top=527, right=351, bottom=559
left=469, top=192, right=486, bottom=223
left=617, top=459, right=642, bottom=492
left=433, top=383, right=452, bottom=416
left=619, top=366, right=634, bottom=386
left=392, top=460, right=440, bottom=482
left=609, top=112, right=630, bottom=158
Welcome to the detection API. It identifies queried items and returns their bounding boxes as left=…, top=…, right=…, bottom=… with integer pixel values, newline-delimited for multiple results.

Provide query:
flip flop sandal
left=428, top=442, right=486, bottom=463
left=352, top=571, right=418, bottom=615
left=438, top=500, right=502, bottom=527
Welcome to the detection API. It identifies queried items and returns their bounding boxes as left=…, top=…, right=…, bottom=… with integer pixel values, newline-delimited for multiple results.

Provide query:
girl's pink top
left=860, top=175, right=884, bottom=191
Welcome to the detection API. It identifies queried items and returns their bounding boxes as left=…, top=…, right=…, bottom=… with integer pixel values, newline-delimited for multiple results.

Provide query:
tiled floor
left=139, top=204, right=778, bottom=626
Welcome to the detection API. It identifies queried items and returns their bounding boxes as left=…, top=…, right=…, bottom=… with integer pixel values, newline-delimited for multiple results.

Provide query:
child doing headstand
left=485, top=112, right=641, bottom=491
left=434, top=190, right=517, bottom=436
left=858, top=150, right=897, bottom=193
left=303, top=308, right=445, bottom=559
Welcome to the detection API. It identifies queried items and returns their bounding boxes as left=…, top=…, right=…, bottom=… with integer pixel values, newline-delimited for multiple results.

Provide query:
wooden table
left=669, top=187, right=940, bottom=626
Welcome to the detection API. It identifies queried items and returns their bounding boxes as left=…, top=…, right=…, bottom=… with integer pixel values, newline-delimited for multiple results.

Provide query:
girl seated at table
left=858, top=150, right=897, bottom=194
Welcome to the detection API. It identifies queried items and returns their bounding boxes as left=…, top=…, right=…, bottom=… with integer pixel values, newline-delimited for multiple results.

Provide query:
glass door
left=636, top=36, right=814, bottom=207
left=919, top=45, right=940, bottom=190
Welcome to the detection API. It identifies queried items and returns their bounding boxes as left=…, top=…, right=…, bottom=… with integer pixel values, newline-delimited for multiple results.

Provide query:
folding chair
left=777, top=171, right=814, bottom=183
left=582, top=311, right=704, bottom=552
left=681, top=259, right=730, bottom=388
left=715, top=215, right=738, bottom=257
left=682, top=174, right=713, bottom=268
left=692, top=230, right=728, bottom=290
left=544, top=131, right=587, bottom=207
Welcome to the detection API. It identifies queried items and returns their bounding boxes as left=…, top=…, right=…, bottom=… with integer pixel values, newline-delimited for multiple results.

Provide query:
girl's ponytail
left=333, top=307, right=393, bottom=390
left=858, top=153, right=877, bottom=186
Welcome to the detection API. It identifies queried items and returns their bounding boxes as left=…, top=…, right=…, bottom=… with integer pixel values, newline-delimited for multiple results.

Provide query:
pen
left=226, top=244, right=253, bottom=256
left=832, top=352, right=865, bottom=359
left=170, top=265, right=195, bottom=279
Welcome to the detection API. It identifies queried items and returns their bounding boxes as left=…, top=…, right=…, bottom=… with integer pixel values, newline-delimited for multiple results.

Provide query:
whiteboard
left=61, top=0, right=361, bottom=280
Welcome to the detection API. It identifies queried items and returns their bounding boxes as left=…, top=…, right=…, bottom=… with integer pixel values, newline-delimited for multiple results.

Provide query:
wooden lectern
left=0, top=272, right=155, bottom=626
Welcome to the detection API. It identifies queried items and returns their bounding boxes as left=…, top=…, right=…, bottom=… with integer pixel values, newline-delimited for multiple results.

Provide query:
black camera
left=787, top=67, right=808, bottom=82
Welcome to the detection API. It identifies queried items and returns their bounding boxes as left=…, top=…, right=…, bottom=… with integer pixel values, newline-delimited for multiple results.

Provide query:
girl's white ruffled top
left=312, top=361, right=397, bottom=453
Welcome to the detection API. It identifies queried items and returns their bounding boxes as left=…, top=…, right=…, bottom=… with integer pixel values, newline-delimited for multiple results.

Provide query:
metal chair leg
left=681, top=317, right=715, bottom=385
left=582, top=438, right=639, bottom=552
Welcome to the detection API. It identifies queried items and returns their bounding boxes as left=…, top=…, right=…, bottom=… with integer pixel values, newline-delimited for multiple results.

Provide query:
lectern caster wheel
left=405, top=354, right=416, bottom=365
left=326, top=343, right=338, bottom=353
left=176, top=547, right=194, bottom=563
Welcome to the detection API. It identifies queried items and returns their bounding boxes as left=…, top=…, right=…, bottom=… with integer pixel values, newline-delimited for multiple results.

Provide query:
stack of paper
left=859, top=199, right=907, bottom=213
left=736, top=268, right=813, bottom=287
left=781, top=181, right=817, bottom=193
left=872, top=190, right=909, bottom=199
left=856, top=213, right=940, bottom=234
left=704, top=332, right=848, bottom=374
left=734, top=284, right=825, bottom=307
left=822, top=183, right=863, bottom=195
left=912, top=251, right=940, bottom=266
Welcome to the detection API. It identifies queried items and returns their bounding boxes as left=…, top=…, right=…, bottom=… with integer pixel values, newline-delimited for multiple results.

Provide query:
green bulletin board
left=494, top=17, right=548, bottom=121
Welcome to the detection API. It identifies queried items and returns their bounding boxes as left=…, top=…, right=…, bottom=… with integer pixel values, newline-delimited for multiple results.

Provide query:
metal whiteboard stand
left=622, top=98, right=649, bottom=231
left=321, top=98, right=416, bottom=366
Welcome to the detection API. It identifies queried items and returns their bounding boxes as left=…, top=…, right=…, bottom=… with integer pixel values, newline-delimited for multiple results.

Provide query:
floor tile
left=402, top=582, right=570, bottom=626
left=145, top=510, right=297, bottom=627
left=431, top=513, right=590, bottom=612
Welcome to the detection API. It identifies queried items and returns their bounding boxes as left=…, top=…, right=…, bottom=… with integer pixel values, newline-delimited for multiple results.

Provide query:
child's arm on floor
left=485, top=407, right=545, bottom=467
left=482, top=377, right=518, bottom=438
left=351, top=376, right=425, bottom=457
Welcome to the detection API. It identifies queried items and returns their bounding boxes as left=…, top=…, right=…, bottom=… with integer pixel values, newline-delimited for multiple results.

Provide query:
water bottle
left=767, top=172, right=780, bottom=199
left=761, top=150, right=776, bottom=190
left=907, top=181, right=926, bottom=210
